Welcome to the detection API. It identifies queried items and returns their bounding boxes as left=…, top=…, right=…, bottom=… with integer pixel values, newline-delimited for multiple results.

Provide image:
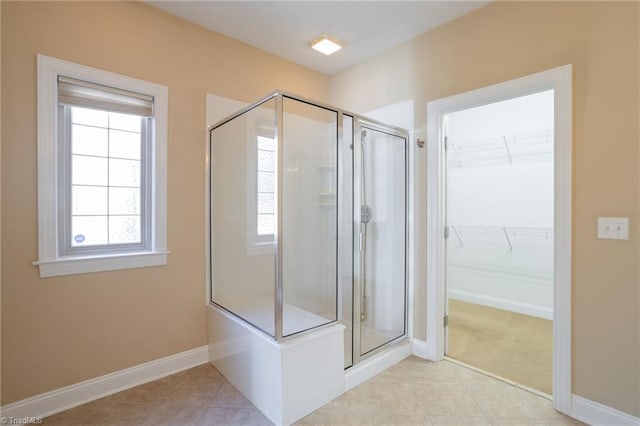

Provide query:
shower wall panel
left=210, top=98, right=277, bottom=337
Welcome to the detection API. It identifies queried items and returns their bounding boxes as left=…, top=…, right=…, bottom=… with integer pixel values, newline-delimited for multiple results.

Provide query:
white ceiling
left=147, top=1, right=490, bottom=75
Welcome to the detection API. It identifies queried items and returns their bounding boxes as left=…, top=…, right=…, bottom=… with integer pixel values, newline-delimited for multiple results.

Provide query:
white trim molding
left=0, top=346, right=208, bottom=420
left=448, top=289, right=553, bottom=320
left=412, top=338, right=430, bottom=359
left=426, top=65, right=573, bottom=414
left=345, top=340, right=413, bottom=391
left=571, top=394, right=640, bottom=426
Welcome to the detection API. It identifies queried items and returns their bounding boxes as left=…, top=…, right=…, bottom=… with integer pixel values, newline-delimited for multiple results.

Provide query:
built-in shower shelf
left=318, top=192, right=336, bottom=206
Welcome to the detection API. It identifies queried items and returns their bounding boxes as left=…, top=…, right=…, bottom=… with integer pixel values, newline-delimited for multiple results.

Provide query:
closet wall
left=446, top=90, right=554, bottom=319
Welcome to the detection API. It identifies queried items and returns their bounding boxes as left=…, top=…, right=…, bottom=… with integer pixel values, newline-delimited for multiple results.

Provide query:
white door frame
left=425, top=65, right=572, bottom=414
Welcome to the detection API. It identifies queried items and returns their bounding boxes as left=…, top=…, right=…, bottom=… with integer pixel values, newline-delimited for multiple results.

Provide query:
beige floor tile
left=139, top=404, right=204, bottom=425
left=323, top=386, right=374, bottom=412
left=356, top=378, right=386, bottom=397
left=453, top=364, right=506, bottom=387
left=41, top=357, right=587, bottom=426
left=487, top=418, right=548, bottom=426
left=429, top=415, right=491, bottom=426
left=171, top=374, right=226, bottom=394
left=516, top=391, right=585, bottom=425
left=83, top=400, right=151, bottom=425
left=452, top=416, right=492, bottom=426
left=128, top=375, right=177, bottom=393
left=103, top=382, right=169, bottom=405
left=422, top=383, right=484, bottom=416
left=183, top=363, right=225, bottom=379
left=209, top=381, right=254, bottom=409
left=375, top=388, right=428, bottom=414
left=157, top=386, right=215, bottom=407
left=315, top=408, right=374, bottom=425
left=195, top=407, right=271, bottom=425
left=372, top=363, right=415, bottom=383
left=294, top=411, right=320, bottom=425
left=42, top=402, right=98, bottom=425
left=403, top=358, right=465, bottom=384
left=546, top=419, right=587, bottom=425
left=466, top=381, right=546, bottom=419
left=373, top=410, right=430, bottom=425
left=427, top=415, right=457, bottom=426
left=354, top=380, right=425, bottom=413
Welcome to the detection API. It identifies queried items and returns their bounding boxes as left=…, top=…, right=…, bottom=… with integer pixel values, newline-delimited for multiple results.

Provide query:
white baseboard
left=344, top=340, right=412, bottom=391
left=0, top=345, right=209, bottom=420
left=572, top=394, right=640, bottom=426
left=412, top=338, right=429, bottom=359
left=449, top=289, right=553, bottom=320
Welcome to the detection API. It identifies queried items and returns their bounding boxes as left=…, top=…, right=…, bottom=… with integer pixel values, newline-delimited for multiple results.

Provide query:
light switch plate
left=597, top=217, right=629, bottom=240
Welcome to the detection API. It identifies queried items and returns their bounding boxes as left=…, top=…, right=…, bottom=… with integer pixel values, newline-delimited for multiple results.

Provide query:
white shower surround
left=207, top=306, right=345, bottom=426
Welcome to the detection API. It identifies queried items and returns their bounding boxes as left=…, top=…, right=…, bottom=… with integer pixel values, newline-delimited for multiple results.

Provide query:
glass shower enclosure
left=209, top=91, right=408, bottom=366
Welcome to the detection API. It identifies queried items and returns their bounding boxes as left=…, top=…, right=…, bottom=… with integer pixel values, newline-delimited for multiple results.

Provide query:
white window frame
left=35, top=54, right=169, bottom=277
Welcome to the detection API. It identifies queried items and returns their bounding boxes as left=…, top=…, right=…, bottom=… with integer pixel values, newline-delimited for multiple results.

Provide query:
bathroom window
left=63, top=105, right=147, bottom=250
left=256, top=136, right=276, bottom=239
left=35, top=55, right=168, bottom=277
left=246, top=120, right=277, bottom=254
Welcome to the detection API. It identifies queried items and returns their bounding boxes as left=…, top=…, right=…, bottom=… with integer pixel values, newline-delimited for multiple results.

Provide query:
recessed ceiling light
left=310, top=35, right=343, bottom=56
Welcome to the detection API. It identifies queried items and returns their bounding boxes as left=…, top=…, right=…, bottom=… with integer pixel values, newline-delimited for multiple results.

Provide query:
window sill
left=33, top=251, right=170, bottom=278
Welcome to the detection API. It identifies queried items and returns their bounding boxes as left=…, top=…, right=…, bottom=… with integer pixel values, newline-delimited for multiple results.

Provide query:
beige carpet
left=446, top=299, right=552, bottom=395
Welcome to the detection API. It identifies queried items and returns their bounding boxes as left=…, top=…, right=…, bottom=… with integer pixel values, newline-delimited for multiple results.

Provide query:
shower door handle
left=361, top=204, right=372, bottom=224
left=359, top=224, right=368, bottom=321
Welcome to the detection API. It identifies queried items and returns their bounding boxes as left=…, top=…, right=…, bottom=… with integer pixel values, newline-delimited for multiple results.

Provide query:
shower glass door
left=355, top=122, right=407, bottom=358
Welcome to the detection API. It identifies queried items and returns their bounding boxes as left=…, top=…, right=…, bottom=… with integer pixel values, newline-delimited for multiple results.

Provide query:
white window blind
left=58, top=76, right=154, bottom=117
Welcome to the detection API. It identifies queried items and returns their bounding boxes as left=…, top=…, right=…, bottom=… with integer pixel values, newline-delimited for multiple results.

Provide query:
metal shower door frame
left=351, top=117, right=410, bottom=366
left=208, top=90, right=409, bottom=357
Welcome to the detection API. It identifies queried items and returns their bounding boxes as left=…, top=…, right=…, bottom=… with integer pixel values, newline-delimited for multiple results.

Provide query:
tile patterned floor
left=43, top=356, right=584, bottom=426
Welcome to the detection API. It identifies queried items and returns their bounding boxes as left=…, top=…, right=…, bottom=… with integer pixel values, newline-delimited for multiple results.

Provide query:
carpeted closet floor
left=447, top=299, right=553, bottom=395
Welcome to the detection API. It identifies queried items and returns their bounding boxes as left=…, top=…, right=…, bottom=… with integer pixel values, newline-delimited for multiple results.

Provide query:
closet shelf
left=449, top=225, right=553, bottom=251
left=448, top=128, right=553, bottom=168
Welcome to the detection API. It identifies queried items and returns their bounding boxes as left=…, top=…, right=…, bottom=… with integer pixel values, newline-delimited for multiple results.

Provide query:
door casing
left=425, top=65, right=573, bottom=414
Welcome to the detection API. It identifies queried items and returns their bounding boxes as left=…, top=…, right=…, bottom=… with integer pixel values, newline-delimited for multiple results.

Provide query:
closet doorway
left=426, top=66, right=572, bottom=412
left=443, top=90, right=554, bottom=394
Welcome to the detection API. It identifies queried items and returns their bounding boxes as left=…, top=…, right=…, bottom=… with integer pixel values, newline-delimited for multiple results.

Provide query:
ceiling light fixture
left=310, top=35, right=343, bottom=56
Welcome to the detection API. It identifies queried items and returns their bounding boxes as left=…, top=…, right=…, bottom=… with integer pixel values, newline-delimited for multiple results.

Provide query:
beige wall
left=2, top=0, right=639, bottom=419
left=330, top=1, right=639, bottom=417
left=0, top=1, right=328, bottom=405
